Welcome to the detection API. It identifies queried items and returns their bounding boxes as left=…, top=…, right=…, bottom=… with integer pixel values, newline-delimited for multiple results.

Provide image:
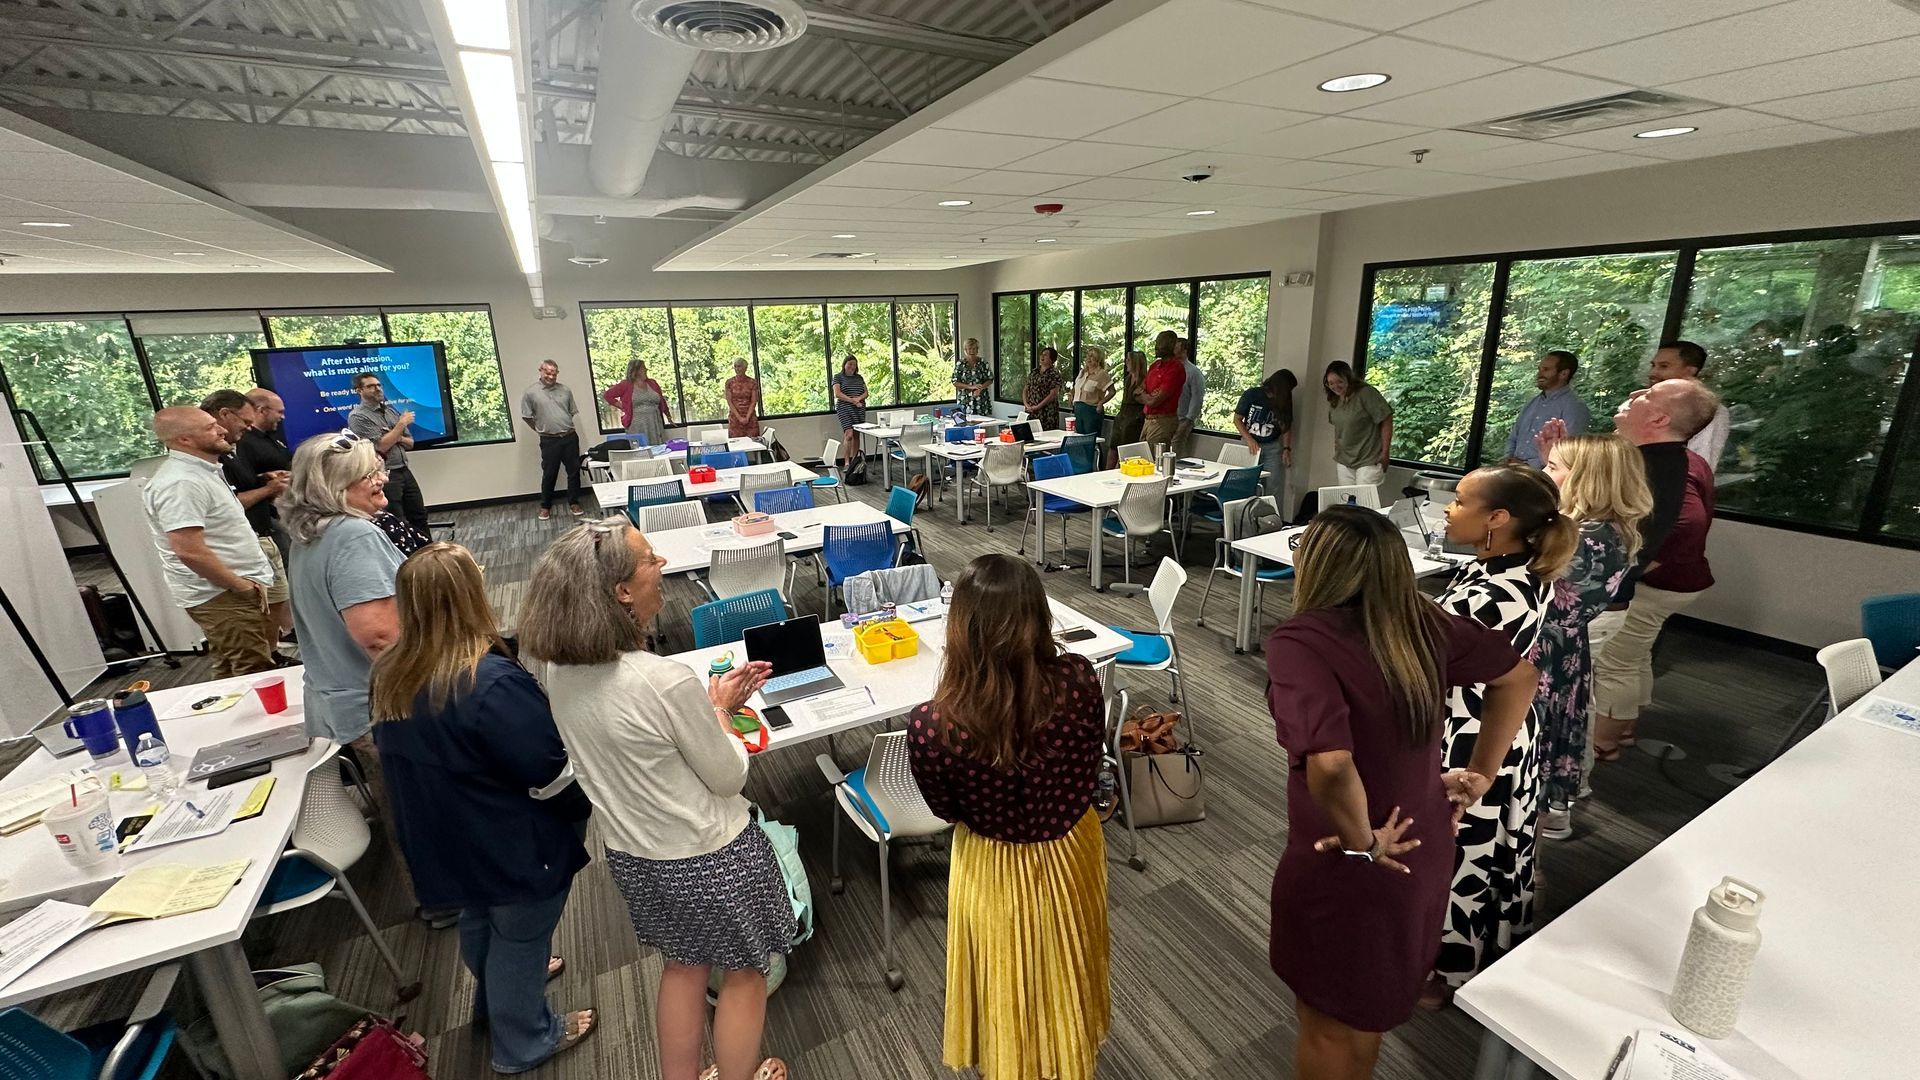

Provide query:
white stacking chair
left=695, top=426, right=728, bottom=445
left=702, top=536, right=794, bottom=604
left=815, top=732, right=950, bottom=992
left=1116, top=441, right=1150, bottom=463
left=1709, top=637, right=1883, bottom=787
left=1215, top=442, right=1257, bottom=468
left=1106, top=558, right=1198, bottom=744
left=888, top=422, right=936, bottom=489
left=251, top=745, right=419, bottom=1001
left=966, top=441, right=1028, bottom=530
left=613, top=456, right=673, bottom=482
left=1094, top=659, right=1148, bottom=873
left=1196, top=495, right=1294, bottom=642
left=811, top=438, right=847, bottom=502
left=638, top=500, right=704, bottom=533
left=607, top=447, right=647, bottom=470
left=1097, top=476, right=1173, bottom=594
left=1318, top=483, right=1383, bottom=510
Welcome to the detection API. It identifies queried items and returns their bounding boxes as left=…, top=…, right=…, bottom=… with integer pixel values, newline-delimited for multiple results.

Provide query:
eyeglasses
left=585, top=521, right=618, bottom=549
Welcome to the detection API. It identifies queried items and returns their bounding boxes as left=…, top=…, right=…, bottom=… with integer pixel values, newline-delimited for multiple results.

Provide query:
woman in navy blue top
left=369, top=542, right=596, bottom=1074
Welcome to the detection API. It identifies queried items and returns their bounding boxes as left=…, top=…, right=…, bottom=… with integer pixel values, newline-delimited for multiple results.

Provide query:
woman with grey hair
left=518, top=518, right=793, bottom=1080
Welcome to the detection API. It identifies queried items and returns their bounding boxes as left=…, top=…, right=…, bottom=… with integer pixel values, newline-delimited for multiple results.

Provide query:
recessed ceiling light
left=1035, top=238, right=1057, bottom=243
left=937, top=199, right=972, bottom=207
left=1634, top=126, right=1697, bottom=139
left=170, top=251, right=206, bottom=256
left=230, top=263, right=261, bottom=268
left=1318, top=73, right=1390, bottom=93
left=770, top=252, right=790, bottom=257
left=19, top=221, right=71, bottom=228
left=832, top=233, right=857, bottom=239
left=943, top=255, right=960, bottom=259
left=1186, top=209, right=1217, bottom=217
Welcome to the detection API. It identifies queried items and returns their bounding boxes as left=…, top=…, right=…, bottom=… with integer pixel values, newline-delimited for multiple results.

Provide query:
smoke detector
left=568, top=255, right=610, bottom=267
left=632, top=0, right=808, bottom=52
left=1033, top=203, right=1064, bottom=215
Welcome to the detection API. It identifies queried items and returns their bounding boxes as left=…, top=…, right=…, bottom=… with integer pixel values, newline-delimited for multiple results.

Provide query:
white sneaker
left=1539, top=805, right=1572, bottom=840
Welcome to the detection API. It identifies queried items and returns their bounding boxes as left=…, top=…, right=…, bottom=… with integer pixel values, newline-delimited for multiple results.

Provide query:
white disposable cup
left=43, top=787, right=118, bottom=869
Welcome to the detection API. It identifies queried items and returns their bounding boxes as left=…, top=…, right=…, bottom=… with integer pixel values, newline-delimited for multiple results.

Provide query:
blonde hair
left=517, top=520, right=647, bottom=666
left=624, top=358, right=647, bottom=383
left=281, top=434, right=380, bottom=545
left=1083, top=346, right=1107, bottom=371
left=1467, top=465, right=1578, bottom=581
left=1549, top=434, right=1652, bottom=562
left=369, top=543, right=508, bottom=722
left=1292, top=507, right=1449, bottom=745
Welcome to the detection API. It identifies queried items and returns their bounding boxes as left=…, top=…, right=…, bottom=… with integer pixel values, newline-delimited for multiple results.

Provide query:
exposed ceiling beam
left=0, top=2, right=445, bottom=70
left=799, top=3, right=1028, bottom=63
left=0, top=72, right=466, bottom=129
left=662, top=131, right=831, bottom=161
left=677, top=84, right=901, bottom=125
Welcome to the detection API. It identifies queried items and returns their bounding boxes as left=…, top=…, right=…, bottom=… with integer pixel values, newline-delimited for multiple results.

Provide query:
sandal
left=546, top=956, right=564, bottom=982
left=556, top=1010, right=595, bottom=1055
left=698, top=1057, right=788, bottom=1080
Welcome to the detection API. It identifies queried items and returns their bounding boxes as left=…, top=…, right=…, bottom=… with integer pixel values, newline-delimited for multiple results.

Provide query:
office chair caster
left=1128, top=854, right=1147, bottom=872
left=885, top=968, right=905, bottom=992
left=830, top=876, right=845, bottom=895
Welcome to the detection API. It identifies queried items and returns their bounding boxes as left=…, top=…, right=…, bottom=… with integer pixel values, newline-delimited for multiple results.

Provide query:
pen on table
left=1895, top=711, right=1920, bottom=724
left=1602, top=1035, right=1631, bottom=1080
left=182, top=801, right=206, bottom=819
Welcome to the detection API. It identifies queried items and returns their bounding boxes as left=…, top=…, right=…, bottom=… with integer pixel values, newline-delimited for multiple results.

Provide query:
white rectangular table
left=1225, top=526, right=1460, bottom=652
left=591, top=438, right=770, bottom=482
left=919, top=430, right=1082, bottom=524
left=647, top=502, right=910, bottom=576
left=594, top=461, right=821, bottom=510
left=0, top=671, right=327, bottom=1080
left=661, top=598, right=1131, bottom=751
left=1456, top=663, right=1920, bottom=1080
left=1027, top=461, right=1242, bottom=589
left=851, top=416, right=1002, bottom=490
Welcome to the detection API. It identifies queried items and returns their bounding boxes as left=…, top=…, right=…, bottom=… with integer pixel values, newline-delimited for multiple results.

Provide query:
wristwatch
left=1340, top=841, right=1377, bottom=863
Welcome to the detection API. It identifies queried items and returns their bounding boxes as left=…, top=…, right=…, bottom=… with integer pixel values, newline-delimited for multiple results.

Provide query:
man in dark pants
left=346, top=370, right=430, bottom=533
left=520, top=359, right=583, bottom=520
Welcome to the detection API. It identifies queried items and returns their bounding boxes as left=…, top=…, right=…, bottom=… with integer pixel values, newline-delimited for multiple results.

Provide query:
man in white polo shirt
left=143, top=406, right=278, bottom=678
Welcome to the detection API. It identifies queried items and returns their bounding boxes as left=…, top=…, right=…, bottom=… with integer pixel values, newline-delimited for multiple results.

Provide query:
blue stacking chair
left=1061, top=433, right=1099, bottom=475
left=1109, top=557, right=1198, bottom=743
left=699, top=451, right=750, bottom=505
left=691, top=588, right=789, bottom=648
left=822, top=521, right=897, bottom=617
left=755, top=484, right=815, bottom=515
left=886, top=485, right=924, bottom=562
left=944, top=425, right=976, bottom=443
left=1861, top=592, right=1920, bottom=671
left=1184, top=466, right=1261, bottom=548
left=1018, top=453, right=1088, bottom=566
left=0, top=964, right=179, bottom=1080
left=688, top=441, right=731, bottom=465
left=626, top=480, right=684, bottom=524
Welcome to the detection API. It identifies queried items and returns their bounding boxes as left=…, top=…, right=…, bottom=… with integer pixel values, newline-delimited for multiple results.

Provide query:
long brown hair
left=1550, top=434, right=1652, bottom=561
left=1291, top=507, right=1449, bottom=746
left=369, top=543, right=508, bottom=721
left=1262, top=368, right=1297, bottom=430
left=930, top=554, right=1063, bottom=769
left=1322, top=359, right=1360, bottom=406
left=1468, top=465, right=1578, bottom=580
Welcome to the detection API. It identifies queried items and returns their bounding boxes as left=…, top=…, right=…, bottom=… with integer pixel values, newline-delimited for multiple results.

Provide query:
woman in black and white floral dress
left=1426, top=466, right=1576, bottom=1003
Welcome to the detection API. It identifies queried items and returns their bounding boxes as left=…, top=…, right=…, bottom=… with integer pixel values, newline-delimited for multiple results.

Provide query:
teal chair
left=626, top=480, right=684, bottom=524
left=0, top=964, right=179, bottom=1080
left=691, top=588, right=788, bottom=648
left=885, top=485, right=923, bottom=562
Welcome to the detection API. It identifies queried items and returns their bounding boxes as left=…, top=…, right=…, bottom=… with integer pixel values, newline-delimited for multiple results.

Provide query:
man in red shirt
left=1140, top=330, right=1186, bottom=456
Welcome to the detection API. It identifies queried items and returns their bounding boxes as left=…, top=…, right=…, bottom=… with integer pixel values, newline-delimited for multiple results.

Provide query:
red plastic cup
left=253, top=676, right=288, bottom=714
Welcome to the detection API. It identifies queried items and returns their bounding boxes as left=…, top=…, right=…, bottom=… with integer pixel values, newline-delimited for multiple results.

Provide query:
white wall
left=0, top=209, right=981, bottom=507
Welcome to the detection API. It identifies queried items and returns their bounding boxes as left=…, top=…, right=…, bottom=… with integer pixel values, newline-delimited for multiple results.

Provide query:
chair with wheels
left=1195, top=495, right=1294, bottom=644
left=253, top=745, right=420, bottom=1002
left=885, top=485, right=924, bottom=563
left=0, top=963, right=180, bottom=1080
left=822, top=521, right=898, bottom=617
left=755, top=485, right=815, bottom=515
left=737, top=468, right=795, bottom=514
left=1106, top=558, right=1197, bottom=745
left=1018, top=453, right=1088, bottom=566
left=1183, top=466, right=1261, bottom=550
left=1861, top=592, right=1920, bottom=671
left=626, top=480, right=685, bottom=524
left=703, top=536, right=794, bottom=604
left=1096, top=476, right=1172, bottom=594
left=691, top=588, right=789, bottom=648
left=966, top=441, right=1028, bottom=530
left=815, top=732, right=950, bottom=992
left=637, top=500, right=704, bottom=533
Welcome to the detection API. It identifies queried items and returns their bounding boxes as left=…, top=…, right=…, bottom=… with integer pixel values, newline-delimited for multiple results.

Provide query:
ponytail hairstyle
left=1470, top=465, right=1578, bottom=581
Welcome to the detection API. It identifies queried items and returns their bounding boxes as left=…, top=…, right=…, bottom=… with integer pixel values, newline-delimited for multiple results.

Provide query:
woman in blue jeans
left=368, top=542, right=596, bottom=1073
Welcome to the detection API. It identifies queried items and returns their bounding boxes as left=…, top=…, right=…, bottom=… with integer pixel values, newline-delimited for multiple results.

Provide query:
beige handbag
left=1118, top=710, right=1207, bottom=827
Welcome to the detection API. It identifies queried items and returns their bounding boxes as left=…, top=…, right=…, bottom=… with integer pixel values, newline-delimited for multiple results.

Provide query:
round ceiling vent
left=631, top=0, right=808, bottom=52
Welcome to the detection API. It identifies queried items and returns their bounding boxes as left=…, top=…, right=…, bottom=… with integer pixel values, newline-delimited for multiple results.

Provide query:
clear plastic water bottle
left=133, top=733, right=179, bottom=800
left=940, top=580, right=954, bottom=607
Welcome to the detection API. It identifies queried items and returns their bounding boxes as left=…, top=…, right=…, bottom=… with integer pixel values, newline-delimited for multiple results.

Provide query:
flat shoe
left=546, top=956, right=563, bottom=982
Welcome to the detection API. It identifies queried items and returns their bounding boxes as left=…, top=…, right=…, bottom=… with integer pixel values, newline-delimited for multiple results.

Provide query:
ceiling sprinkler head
left=1410, top=148, right=1429, bottom=164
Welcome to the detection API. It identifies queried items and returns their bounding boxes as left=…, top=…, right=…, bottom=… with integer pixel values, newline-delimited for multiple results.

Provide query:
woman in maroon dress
left=1264, top=507, right=1535, bottom=1079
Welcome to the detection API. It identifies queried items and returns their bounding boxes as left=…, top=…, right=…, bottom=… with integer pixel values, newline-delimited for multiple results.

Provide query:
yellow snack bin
left=854, top=619, right=920, bottom=664
left=1119, top=456, right=1157, bottom=477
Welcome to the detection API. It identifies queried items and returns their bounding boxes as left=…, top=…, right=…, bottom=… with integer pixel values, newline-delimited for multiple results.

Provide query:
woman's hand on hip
left=1314, top=805, right=1419, bottom=874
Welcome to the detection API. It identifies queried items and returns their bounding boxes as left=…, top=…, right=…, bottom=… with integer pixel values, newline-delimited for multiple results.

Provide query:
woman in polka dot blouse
left=907, top=553, right=1110, bottom=1080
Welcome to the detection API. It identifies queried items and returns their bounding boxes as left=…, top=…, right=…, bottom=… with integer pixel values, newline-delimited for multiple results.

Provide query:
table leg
left=1471, top=1027, right=1542, bottom=1080
left=1235, top=550, right=1258, bottom=654
left=880, top=438, right=893, bottom=490
left=189, top=941, right=282, bottom=1080
left=1034, top=492, right=1047, bottom=568
left=956, top=464, right=969, bottom=524
left=1088, top=509, right=1105, bottom=589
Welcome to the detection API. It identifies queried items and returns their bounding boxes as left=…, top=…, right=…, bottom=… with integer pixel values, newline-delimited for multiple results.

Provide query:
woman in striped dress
left=832, top=355, right=869, bottom=477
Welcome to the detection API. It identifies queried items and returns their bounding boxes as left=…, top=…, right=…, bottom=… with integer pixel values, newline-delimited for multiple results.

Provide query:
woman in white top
left=518, top=519, right=792, bottom=1080
left=1072, top=346, right=1117, bottom=440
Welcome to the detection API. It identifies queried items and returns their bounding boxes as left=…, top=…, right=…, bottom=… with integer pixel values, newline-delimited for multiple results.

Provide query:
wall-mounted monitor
left=251, top=341, right=457, bottom=450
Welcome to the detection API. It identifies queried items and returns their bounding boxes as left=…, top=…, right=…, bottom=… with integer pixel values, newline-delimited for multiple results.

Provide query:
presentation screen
left=251, top=341, right=457, bottom=451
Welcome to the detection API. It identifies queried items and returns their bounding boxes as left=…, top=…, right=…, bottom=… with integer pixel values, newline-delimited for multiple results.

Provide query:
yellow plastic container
left=1119, top=456, right=1157, bottom=477
left=855, top=618, right=920, bottom=664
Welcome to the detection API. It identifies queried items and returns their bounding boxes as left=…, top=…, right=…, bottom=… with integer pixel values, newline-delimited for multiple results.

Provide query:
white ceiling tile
left=1003, top=142, right=1180, bottom=176
left=1547, top=0, right=1915, bottom=85
left=1399, top=0, right=1784, bottom=63
left=1483, top=152, right=1663, bottom=180
left=943, top=170, right=1089, bottom=196
left=785, top=186, right=919, bottom=207
left=1037, top=0, right=1373, bottom=96
left=1346, top=66, right=1633, bottom=128
left=1626, top=121, right=1857, bottom=159
left=868, top=130, right=1062, bottom=169
left=1658, top=38, right=1920, bottom=107
left=935, top=79, right=1184, bottom=140
left=1825, top=106, right=1920, bottom=134
left=1217, top=186, right=1354, bottom=207
left=1208, top=114, right=1430, bottom=157
left=1547, top=107, right=1801, bottom=150
left=1237, top=0, right=1485, bottom=32
left=1754, top=77, right=1920, bottom=121
left=815, top=162, right=984, bottom=191
left=1319, top=127, right=1530, bottom=166
left=1326, top=168, right=1520, bottom=195
left=1057, top=199, right=1189, bottom=219
left=1208, top=35, right=1517, bottom=114
left=1084, top=100, right=1316, bottom=150
left=1043, top=176, right=1232, bottom=203
left=1412, top=141, right=1599, bottom=174
left=1287, top=191, right=1412, bottom=210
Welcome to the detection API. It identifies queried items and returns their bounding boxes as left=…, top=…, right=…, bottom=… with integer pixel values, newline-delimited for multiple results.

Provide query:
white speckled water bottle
left=1669, top=876, right=1764, bottom=1039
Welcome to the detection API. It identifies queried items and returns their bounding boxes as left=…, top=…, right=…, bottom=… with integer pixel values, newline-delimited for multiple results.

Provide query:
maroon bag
left=296, top=1017, right=432, bottom=1080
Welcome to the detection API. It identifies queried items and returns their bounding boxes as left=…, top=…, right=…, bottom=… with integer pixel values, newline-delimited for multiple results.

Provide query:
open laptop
left=744, top=615, right=847, bottom=705
left=1010, top=421, right=1035, bottom=442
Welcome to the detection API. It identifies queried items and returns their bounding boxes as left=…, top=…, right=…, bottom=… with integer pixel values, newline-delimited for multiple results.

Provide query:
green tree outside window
left=828, top=302, right=895, bottom=407
left=1194, top=277, right=1271, bottom=432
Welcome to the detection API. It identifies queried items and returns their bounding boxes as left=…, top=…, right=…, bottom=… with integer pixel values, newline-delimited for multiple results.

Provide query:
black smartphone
left=762, top=704, right=793, bottom=730
left=207, top=760, right=272, bottom=789
left=777, top=530, right=799, bottom=540
left=1057, top=626, right=1098, bottom=643
left=115, top=813, right=153, bottom=845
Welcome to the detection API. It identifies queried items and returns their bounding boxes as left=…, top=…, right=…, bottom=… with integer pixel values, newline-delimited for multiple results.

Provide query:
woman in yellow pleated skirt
left=905, top=554, right=1114, bottom=1080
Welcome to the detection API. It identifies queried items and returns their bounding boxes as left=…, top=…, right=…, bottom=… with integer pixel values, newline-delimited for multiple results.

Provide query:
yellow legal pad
left=90, top=859, right=252, bottom=924
left=234, top=776, right=276, bottom=821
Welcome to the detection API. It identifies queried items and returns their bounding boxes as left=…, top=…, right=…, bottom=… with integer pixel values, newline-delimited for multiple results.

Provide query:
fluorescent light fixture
left=1318, top=72, right=1390, bottom=93
left=850, top=252, right=876, bottom=258
left=771, top=253, right=790, bottom=257
left=943, top=255, right=960, bottom=259
left=832, top=233, right=857, bottom=239
left=937, top=199, right=972, bottom=207
left=170, top=251, right=206, bottom=256
left=1035, top=238, right=1057, bottom=243
left=230, top=263, right=261, bottom=268
left=1186, top=209, right=1217, bottom=216
left=460, top=51, right=525, bottom=164
left=492, top=161, right=539, bottom=274
left=19, top=221, right=71, bottom=227
left=1635, top=126, right=1696, bottom=139
left=441, top=0, right=511, bottom=50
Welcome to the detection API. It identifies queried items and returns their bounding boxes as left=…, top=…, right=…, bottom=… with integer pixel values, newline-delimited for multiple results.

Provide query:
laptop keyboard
left=764, top=666, right=831, bottom=694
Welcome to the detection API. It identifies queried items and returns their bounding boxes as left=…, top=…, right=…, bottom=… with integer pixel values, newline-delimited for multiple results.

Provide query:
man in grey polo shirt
left=520, top=359, right=583, bottom=520
left=142, top=406, right=278, bottom=678
left=1175, top=336, right=1207, bottom=456
left=346, top=370, right=430, bottom=534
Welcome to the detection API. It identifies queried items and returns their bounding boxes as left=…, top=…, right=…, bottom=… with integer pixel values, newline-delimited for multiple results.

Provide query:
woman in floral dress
left=1533, top=434, right=1651, bottom=840
left=952, top=337, right=992, bottom=417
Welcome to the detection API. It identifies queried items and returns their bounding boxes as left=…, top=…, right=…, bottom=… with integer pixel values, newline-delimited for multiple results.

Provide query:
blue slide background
left=255, top=343, right=453, bottom=449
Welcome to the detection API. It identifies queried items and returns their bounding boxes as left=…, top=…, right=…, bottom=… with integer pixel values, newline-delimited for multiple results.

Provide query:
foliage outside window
left=1131, top=283, right=1192, bottom=359
left=265, top=312, right=384, bottom=347
left=143, top=332, right=268, bottom=408
left=751, top=304, right=828, bottom=417
left=827, top=301, right=896, bottom=408
left=1079, top=288, right=1126, bottom=371
left=895, top=301, right=957, bottom=406
left=1195, top=277, right=1272, bottom=433
left=1361, top=263, right=1495, bottom=467
left=0, top=318, right=154, bottom=478
left=1034, top=290, right=1075, bottom=371
left=384, top=309, right=513, bottom=443
left=583, top=305, right=673, bottom=431
left=995, top=293, right=1033, bottom=402
left=672, top=306, right=751, bottom=423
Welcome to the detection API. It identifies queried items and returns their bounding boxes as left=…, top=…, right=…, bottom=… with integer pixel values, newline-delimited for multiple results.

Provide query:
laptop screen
left=1011, top=421, right=1034, bottom=442
left=744, top=615, right=829, bottom=675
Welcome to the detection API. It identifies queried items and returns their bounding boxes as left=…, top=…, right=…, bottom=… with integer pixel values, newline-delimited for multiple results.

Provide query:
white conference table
left=661, top=597, right=1130, bottom=752
left=591, top=437, right=770, bottom=482
left=920, top=429, right=1085, bottom=523
left=1456, top=662, right=1920, bottom=1080
left=0, top=670, right=326, bottom=1080
left=648, top=502, right=910, bottom=577
left=1227, top=525, right=1461, bottom=652
left=594, top=461, right=821, bottom=510
left=1027, top=460, right=1242, bottom=589
left=850, top=414, right=1000, bottom=489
